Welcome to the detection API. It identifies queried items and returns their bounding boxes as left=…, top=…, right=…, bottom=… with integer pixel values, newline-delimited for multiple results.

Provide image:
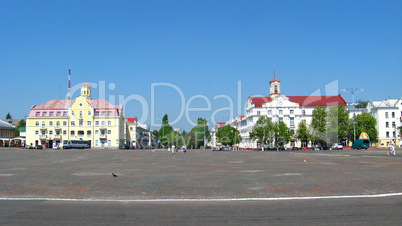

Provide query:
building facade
left=367, top=98, right=402, bottom=147
left=217, top=75, right=347, bottom=149
left=0, top=120, right=16, bottom=147
left=26, top=82, right=125, bottom=148
left=125, top=117, right=151, bottom=148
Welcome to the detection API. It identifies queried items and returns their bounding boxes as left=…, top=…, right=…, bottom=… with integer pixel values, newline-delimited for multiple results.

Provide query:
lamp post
left=342, top=87, right=364, bottom=141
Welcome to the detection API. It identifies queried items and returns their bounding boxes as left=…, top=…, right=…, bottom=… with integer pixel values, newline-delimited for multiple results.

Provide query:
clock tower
left=269, top=72, right=281, bottom=98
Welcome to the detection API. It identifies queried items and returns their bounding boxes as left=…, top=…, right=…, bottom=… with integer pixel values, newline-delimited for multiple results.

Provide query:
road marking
left=1, top=193, right=401, bottom=202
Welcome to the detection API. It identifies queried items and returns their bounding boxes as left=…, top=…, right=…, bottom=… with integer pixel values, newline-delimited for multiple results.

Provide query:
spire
left=66, top=67, right=72, bottom=100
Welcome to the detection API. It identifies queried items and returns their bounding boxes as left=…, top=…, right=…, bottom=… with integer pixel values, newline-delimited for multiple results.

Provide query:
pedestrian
left=387, top=139, right=396, bottom=156
left=168, top=147, right=171, bottom=154
left=182, top=145, right=187, bottom=153
left=172, top=144, right=175, bottom=154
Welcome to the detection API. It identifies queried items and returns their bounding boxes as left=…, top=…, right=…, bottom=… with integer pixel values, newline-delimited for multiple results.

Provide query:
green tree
left=6, top=112, right=12, bottom=120
left=249, top=116, right=275, bottom=147
left=273, top=121, right=293, bottom=147
left=295, top=120, right=310, bottom=145
left=216, top=125, right=242, bottom=146
left=310, top=106, right=328, bottom=144
left=158, top=114, right=173, bottom=144
left=349, top=112, right=378, bottom=143
left=326, top=106, right=350, bottom=144
left=185, top=118, right=211, bottom=148
left=355, top=100, right=369, bottom=108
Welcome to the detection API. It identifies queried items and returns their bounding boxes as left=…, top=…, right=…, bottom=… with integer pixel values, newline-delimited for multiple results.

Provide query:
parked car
left=291, top=147, right=299, bottom=151
left=352, top=139, right=370, bottom=150
left=53, top=144, right=61, bottom=149
left=35, top=145, right=43, bottom=149
left=331, top=143, right=343, bottom=150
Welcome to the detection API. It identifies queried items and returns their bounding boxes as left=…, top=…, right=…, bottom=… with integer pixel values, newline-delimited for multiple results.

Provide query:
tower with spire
left=269, top=68, right=281, bottom=98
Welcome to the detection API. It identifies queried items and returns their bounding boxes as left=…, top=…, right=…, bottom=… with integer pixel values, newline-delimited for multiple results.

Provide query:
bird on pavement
left=112, top=173, right=118, bottom=177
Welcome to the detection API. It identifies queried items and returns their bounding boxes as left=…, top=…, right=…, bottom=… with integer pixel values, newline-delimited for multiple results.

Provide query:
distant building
left=216, top=75, right=347, bottom=149
left=1, top=119, right=25, bottom=146
left=0, top=120, right=16, bottom=147
left=125, top=117, right=151, bottom=148
left=26, top=82, right=125, bottom=148
left=367, top=98, right=402, bottom=147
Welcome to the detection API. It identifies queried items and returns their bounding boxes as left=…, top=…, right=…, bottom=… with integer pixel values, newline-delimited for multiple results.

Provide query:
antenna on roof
left=66, top=67, right=72, bottom=100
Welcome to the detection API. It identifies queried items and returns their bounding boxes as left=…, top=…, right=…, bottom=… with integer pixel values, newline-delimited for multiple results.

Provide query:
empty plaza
left=0, top=148, right=400, bottom=200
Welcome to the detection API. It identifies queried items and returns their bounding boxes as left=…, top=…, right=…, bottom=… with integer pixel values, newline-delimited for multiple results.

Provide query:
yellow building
left=26, top=82, right=124, bottom=148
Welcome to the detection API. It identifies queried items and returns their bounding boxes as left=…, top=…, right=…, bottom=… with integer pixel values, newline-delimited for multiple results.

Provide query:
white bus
left=62, top=140, right=90, bottom=149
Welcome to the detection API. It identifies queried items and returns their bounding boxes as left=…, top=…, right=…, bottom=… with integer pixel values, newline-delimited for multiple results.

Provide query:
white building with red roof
left=218, top=75, right=347, bottom=149
left=26, top=82, right=125, bottom=148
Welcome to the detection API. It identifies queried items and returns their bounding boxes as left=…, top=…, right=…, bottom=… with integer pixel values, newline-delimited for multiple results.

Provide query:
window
left=279, top=117, right=283, bottom=122
left=71, top=131, right=75, bottom=136
left=392, top=112, right=395, bottom=118
left=63, top=111, right=67, bottom=116
left=49, top=130, right=53, bottom=135
left=392, top=122, right=396, bottom=128
left=43, top=112, right=47, bottom=116
left=95, top=130, right=99, bottom=135
left=108, top=111, right=112, bottom=116
left=41, top=130, right=46, bottom=135
left=35, top=130, right=39, bottom=135
left=71, top=121, right=75, bottom=126
left=385, top=112, right=389, bottom=118
left=79, top=103, right=83, bottom=107
left=302, top=110, right=306, bottom=115
left=130, top=127, right=133, bottom=131
left=79, top=111, right=83, bottom=118
left=257, top=111, right=260, bottom=115
left=290, top=117, right=294, bottom=126
left=108, top=121, right=112, bottom=126
left=88, top=110, right=91, bottom=116
left=87, top=121, right=92, bottom=126
left=101, top=111, right=106, bottom=116
left=290, top=110, right=294, bottom=114
left=50, top=112, right=54, bottom=116
left=36, top=112, right=40, bottom=117
left=56, top=121, right=60, bottom=126
left=41, top=121, right=46, bottom=127
left=63, top=121, right=67, bottom=126
left=56, top=130, right=60, bottom=135
left=101, top=121, right=105, bottom=126
left=79, top=120, right=83, bottom=126
left=95, top=111, right=99, bottom=116
left=87, top=130, right=91, bottom=136
left=63, top=130, right=67, bottom=135
left=57, top=111, right=61, bottom=116
left=95, top=121, right=99, bottom=126
left=49, top=121, right=53, bottom=126
left=386, top=122, right=389, bottom=128
left=72, top=111, right=75, bottom=116
left=393, top=131, right=396, bottom=137
left=107, top=130, right=112, bottom=135
left=386, top=131, right=389, bottom=138
left=35, top=121, right=39, bottom=126
left=268, top=110, right=272, bottom=115
left=279, top=110, right=283, bottom=115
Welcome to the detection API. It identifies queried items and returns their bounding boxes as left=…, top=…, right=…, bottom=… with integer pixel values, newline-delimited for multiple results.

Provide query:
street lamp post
left=342, top=87, right=364, bottom=141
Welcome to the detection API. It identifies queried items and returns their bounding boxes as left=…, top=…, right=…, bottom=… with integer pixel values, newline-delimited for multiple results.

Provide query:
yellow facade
left=26, top=82, right=124, bottom=148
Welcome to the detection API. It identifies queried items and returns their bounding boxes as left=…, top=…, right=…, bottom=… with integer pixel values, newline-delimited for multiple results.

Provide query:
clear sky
left=1, top=0, right=401, bottom=131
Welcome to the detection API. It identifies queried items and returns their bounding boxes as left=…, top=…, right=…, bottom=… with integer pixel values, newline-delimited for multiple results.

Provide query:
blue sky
left=1, top=0, right=401, bottom=131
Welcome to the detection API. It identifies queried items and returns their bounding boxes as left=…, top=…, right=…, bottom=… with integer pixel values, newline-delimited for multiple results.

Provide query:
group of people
left=168, top=144, right=187, bottom=154
left=387, top=139, right=396, bottom=156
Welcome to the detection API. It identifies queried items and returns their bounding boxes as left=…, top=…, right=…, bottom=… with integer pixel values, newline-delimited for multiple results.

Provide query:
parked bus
left=62, top=140, right=90, bottom=149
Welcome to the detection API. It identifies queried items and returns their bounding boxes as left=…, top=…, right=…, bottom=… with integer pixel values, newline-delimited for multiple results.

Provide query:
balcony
left=39, top=134, right=47, bottom=139
left=55, top=125, right=61, bottom=129
left=99, top=125, right=107, bottom=129
left=40, top=125, right=47, bottom=129
left=54, top=135, right=62, bottom=139
left=99, top=134, right=107, bottom=139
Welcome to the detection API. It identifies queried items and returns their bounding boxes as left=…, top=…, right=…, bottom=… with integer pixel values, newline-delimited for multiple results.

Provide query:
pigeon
left=112, top=173, right=118, bottom=177
left=304, top=160, right=307, bottom=163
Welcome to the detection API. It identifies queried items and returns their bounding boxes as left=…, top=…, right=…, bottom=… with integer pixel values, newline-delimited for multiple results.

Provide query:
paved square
left=0, top=148, right=400, bottom=200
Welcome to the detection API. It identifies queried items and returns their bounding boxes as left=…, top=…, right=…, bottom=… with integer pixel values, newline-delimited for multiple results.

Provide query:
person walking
left=387, top=139, right=396, bottom=156
left=171, top=144, right=175, bottom=154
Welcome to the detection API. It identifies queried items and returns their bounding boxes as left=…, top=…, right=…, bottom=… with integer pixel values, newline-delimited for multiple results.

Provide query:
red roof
left=33, top=100, right=74, bottom=110
left=81, top=81, right=91, bottom=87
left=249, top=95, right=347, bottom=107
left=126, top=117, right=137, bottom=124
left=216, top=122, right=226, bottom=127
left=270, top=76, right=280, bottom=83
